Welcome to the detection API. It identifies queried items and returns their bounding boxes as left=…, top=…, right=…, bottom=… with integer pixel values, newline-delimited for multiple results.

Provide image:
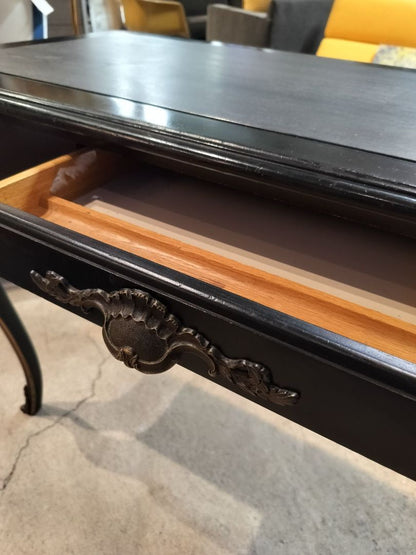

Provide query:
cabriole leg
left=0, top=283, right=42, bottom=415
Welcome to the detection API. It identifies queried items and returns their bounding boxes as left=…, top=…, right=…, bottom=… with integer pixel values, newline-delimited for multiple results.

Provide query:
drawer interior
left=1, top=148, right=415, bottom=363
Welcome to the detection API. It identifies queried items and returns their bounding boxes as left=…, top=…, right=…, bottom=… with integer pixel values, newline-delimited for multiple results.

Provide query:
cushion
left=325, top=0, right=416, bottom=48
left=317, top=37, right=378, bottom=62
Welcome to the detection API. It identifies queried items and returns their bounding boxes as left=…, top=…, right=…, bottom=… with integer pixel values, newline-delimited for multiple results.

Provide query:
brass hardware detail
left=31, top=271, right=299, bottom=406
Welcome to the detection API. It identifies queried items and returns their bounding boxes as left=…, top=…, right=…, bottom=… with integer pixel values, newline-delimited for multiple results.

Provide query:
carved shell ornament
left=31, top=271, right=299, bottom=407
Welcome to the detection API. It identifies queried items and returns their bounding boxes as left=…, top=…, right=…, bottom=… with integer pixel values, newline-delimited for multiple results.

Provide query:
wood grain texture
left=0, top=149, right=121, bottom=213
left=1, top=150, right=415, bottom=363
left=41, top=195, right=416, bottom=364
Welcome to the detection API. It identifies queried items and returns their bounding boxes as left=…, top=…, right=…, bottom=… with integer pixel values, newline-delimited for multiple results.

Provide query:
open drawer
left=1, top=148, right=416, bottom=478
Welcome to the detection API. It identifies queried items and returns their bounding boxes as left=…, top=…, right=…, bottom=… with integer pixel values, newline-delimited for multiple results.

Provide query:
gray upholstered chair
left=207, top=3, right=270, bottom=47
left=207, top=0, right=334, bottom=53
left=182, top=0, right=239, bottom=39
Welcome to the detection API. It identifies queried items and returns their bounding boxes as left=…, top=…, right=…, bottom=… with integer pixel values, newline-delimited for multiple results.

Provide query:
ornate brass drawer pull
left=31, top=271, right=299, bottom=407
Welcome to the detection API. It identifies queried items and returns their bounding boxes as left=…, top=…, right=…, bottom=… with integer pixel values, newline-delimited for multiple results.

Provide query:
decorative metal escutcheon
left=30, top=271, right=299, bottom=407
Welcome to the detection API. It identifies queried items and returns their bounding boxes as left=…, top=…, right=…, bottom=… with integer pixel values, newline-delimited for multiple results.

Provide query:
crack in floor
left=0, top=349, right=107, bottom=494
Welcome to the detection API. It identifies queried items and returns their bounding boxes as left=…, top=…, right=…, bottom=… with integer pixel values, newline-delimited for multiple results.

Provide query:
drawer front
left=2, top=202, right=416, bottom=479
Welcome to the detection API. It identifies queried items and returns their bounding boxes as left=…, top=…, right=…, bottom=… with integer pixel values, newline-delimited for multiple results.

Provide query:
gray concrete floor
left=1, top=285, right=416, bottom=554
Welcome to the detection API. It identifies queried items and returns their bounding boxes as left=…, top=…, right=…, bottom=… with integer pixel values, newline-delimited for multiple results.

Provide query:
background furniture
left=47, top=0, right=87, bottom=36
left=317, top=0, right=416, bottom=63
left=88, top=0, right=231, bottom=38
left=181, top=0, right=231, bottom=39
left=207, top=0, right=333, bottom=53
left=207, top=3, right=270, bottom=47
left=243, top=0, right=270, bottom=10
left=122, top=0, right=190, bottom=37
left=268, top=0, right=333, bottom=53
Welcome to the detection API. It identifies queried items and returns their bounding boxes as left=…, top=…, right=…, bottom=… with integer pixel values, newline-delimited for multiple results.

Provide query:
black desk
left=0, top=32, right=415, bottom=479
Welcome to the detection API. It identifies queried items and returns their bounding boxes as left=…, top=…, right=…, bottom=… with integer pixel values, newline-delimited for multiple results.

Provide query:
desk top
left=1, top=32, right=415, bottom=235
left=1, top=31, right=416, bottom=160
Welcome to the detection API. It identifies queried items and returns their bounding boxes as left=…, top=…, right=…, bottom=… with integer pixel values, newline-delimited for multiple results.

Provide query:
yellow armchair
left=242, top=0, right=271, bottom=12
left=317, top=0, right=416, bottom=63
left=121, top=0, right=190, bottom=38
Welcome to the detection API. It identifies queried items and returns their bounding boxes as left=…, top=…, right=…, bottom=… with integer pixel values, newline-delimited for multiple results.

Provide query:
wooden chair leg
left=71, top=0, right=81, bottom=35
left=0, top=283, right=42, bottom=415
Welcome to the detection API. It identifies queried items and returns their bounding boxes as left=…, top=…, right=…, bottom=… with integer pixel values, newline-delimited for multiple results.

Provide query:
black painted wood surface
left=1, top=32, right=416, bottom=160
left=0, top=32, right=416, bottom=235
